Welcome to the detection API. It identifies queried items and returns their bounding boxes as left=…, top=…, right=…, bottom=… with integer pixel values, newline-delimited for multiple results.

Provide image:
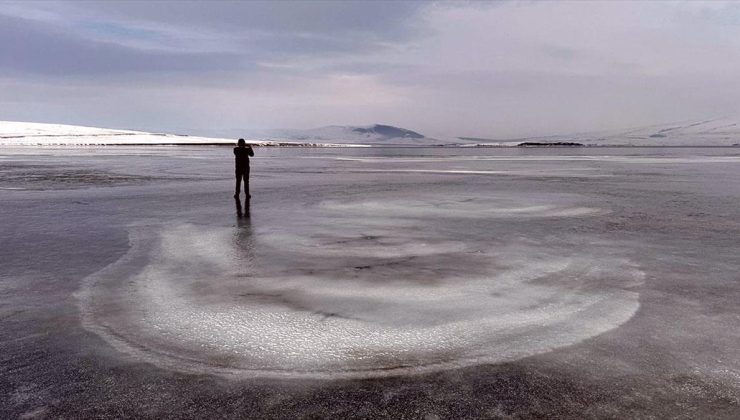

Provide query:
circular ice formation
left=319, top=197, right=604, bottom=219
left=79, top=193, right=638, bottom=378
left=79, top=226, right=642, bottom=379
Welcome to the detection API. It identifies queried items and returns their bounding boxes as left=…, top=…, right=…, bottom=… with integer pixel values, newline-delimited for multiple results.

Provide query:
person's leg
left=235, top=171, right=242, bottom=197
left=243, top=170, right=250, bottom=198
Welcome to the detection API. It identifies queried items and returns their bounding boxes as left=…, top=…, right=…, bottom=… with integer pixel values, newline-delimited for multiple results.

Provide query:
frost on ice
left=79, top=193, right=643, bottom=378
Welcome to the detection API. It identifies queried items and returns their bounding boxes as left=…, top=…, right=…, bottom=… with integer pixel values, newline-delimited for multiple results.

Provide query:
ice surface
left=4, top=145, right=740, bottom=417
left=318, top=195, right=604, bottom=218
left=80, top=191, right=640, bottom=378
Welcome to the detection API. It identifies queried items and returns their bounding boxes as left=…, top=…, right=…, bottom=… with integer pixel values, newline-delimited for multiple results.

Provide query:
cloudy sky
left=1, top=0, right=740, bottom=138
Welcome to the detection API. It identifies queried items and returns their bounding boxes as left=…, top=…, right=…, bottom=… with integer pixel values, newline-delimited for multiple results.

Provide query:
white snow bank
left=524, top=117, right=740, bottom=146
left=0, top=121, right=368, bottom=147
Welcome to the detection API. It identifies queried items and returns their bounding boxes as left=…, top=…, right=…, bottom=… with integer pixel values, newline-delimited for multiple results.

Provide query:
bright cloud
left=0, top=1, right=739, bottom=138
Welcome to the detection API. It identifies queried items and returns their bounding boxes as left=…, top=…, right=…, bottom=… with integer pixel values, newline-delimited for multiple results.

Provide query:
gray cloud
left=67, top=0, right=425, bottom=36
left=1, top=0, right=426, bottom=55
left=1, top=1, right=739, bottom=138
left=0, top=14, right=242, bottom=76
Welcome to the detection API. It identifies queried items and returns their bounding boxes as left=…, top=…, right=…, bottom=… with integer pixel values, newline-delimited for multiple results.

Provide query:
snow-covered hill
left=4, top=119, right=739, bottom=147
left=605, top=118, right=740, bottom=146
left=0, top=121, right=241, bottom=146
left=517, top=118, right=740, bottom=146
left=0, top=121, right=365, bottom=147
left=0, top=121, right=434, bottom=147
left=256, top=124, right=440, bottom=145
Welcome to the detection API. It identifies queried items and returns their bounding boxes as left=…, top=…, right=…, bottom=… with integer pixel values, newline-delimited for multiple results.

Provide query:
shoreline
left=1, top=143, right=738, bottom=148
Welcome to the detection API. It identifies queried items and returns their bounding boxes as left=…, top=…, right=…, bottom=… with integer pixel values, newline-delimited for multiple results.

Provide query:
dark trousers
left=235, top=169, right=250, bottom=196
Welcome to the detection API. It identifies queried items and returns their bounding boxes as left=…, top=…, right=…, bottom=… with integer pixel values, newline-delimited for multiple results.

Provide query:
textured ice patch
left=352, top=168, right=612, bottom=178
left=77, top=191, right=637, bottom=378
left=261, top=232, right=468, bottom=258
left=79, top=219, right=641, bottom=379
left=335, top=156, right=740, bottom=164
left=319, top=195, right=605, bottom=219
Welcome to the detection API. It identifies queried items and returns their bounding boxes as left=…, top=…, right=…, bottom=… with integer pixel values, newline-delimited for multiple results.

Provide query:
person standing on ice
left=233, top=138, right=254, bottom=198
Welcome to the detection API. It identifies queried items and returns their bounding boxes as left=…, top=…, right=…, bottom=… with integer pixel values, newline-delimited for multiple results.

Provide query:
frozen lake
left=2, top=146, right=740, bottom=417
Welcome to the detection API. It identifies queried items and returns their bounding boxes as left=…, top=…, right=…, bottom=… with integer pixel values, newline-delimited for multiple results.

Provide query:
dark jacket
left=234, top=146, right=254, bottom=172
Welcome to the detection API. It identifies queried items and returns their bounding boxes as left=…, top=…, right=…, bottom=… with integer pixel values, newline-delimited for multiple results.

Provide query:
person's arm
left=248, top=145, right=254, bottom=157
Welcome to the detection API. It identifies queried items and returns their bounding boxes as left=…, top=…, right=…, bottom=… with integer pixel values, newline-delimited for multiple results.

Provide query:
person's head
left=237, top=138, right=246, bottom=147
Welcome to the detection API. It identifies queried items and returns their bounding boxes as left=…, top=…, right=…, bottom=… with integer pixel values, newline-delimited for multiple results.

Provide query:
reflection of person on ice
left=234, top=138, right=254, bottom=198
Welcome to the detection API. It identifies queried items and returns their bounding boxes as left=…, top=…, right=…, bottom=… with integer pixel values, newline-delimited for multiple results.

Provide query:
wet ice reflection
left=80, top=193, right=642, bottom=378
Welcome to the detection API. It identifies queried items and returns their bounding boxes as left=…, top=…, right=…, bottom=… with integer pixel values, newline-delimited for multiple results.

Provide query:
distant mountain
left=258, top=124, right=436, bottom=145
left=350, top=124, right=424, bottom=139
left=518, top=117, right=740, bottom=146
left=613, top=118, right=740, bottom=145
left=42, top=119, right=721, bottom=147
left=0, top=121, right=427, bottom=147
left=5, top=119, right=739, bottom=147
left=454, top=117, right=740, bottom=147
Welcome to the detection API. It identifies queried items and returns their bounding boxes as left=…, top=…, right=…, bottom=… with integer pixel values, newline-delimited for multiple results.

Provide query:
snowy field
left=0, top=121, right=364, bottom=147
left=5, top=119, right=740, bottom=147
left=2, top=146, right=740, bottom=417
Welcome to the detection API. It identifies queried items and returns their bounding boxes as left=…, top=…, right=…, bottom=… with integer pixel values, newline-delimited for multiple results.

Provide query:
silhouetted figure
left=234, top=138, right=254, bottom=198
